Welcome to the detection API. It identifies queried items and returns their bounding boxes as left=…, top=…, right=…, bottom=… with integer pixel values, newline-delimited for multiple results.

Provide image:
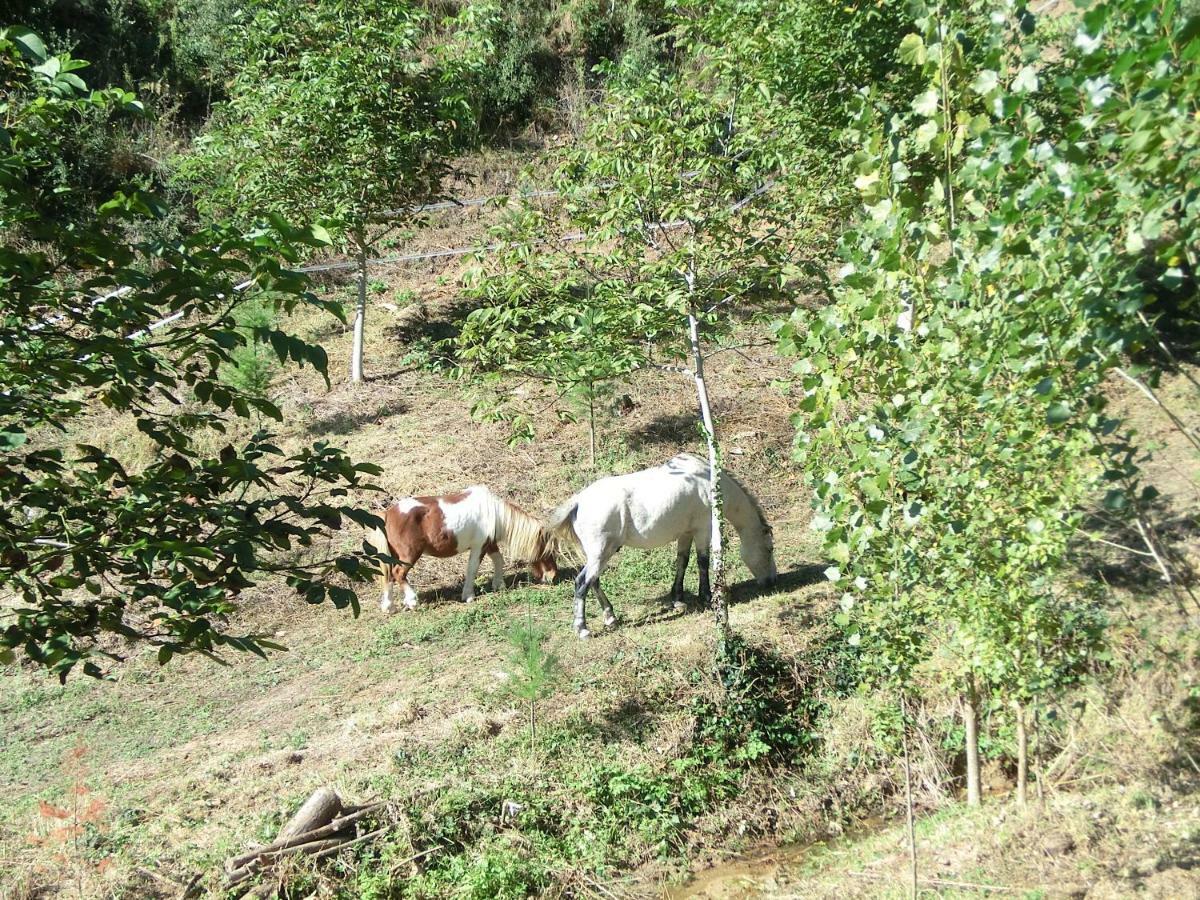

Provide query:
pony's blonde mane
left=497, top=498, right=554, bottom=562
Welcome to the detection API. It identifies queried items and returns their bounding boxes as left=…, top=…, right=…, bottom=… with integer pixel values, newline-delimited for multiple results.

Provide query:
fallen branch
left=226, top=838, right=348, bottom=888
left=311, top=826, right=388, bottom=861
left=226, top=803, right=386, bottom=871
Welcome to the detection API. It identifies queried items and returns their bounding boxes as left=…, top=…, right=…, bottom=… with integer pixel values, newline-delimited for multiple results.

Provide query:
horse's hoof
left=463, top=596, right=474, bottom=605
left=604, top=615, right=619, bottom=629
left=577, top=628, right=591, bottom=640
left=672, top=601, right=686, bottom=613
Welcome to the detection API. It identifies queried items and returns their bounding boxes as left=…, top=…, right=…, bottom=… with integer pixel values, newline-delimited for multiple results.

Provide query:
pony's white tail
left=364, top=523, right=390, bottom=591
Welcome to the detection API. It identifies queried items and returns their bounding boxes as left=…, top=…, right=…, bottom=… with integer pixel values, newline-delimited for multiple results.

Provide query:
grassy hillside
left=2, top=140, right=1198, bottom=899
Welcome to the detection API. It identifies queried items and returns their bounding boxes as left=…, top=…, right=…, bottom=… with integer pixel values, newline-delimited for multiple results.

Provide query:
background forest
left=1, top=0, right=1198, bottom=897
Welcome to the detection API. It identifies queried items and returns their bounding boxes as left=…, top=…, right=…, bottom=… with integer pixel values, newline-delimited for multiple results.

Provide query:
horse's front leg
left=397, top=564, right=419, bottom=610
left=488, top=549, right=505, bottom=592
left=697, top=551, right=712, bottom=607
left=462, top=545, right=484, bottom=603
left=380, top=576, right=394, bottom=614
left=670, top=537, right=692, bottom=611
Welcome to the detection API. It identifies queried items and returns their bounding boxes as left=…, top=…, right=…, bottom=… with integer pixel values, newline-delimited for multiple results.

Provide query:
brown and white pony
left=365, top=485, right=558, bottom=612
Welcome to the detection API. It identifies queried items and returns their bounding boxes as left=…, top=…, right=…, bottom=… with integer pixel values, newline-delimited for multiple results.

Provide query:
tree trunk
left=1015, top=699, right=1028, bottom=806
left=901, top=696, right=918, bottom=900
left=964, top=676, right=982, bottom=806
left=1033, top=704, right=1044, bottom=804
left=350, top=234, right=368, bottom=384
left=688, top=304, right=728, bottom=634
left=277, top=787, right=342, bottom=842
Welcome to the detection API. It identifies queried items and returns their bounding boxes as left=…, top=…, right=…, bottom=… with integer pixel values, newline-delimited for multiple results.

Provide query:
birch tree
left=458, top=69, right=810, bottom=632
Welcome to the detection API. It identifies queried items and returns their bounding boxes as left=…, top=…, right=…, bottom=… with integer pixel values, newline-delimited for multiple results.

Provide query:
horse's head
left=530, top=533, right=558, bottom=584
left=530, top=551, right=558, bottom=584
left=740, top=520, right=777, bottom=587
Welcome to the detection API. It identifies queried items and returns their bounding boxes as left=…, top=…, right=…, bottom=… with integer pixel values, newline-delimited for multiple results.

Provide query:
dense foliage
left=0, top=32, right=382, bottom=678
left=779, top=0, right=1198, bottom=790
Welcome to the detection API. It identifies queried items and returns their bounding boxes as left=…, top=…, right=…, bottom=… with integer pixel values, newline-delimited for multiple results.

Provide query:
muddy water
left=668, top=820, right=886, bottom=899
left=666, top=843, right=815, bottom=898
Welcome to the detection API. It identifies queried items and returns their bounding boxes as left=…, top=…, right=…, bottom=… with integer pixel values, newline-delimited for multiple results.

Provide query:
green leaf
left=1011, top=65, right=1039, bottom=94
left=9, top=28, right=48, bottom=63
left=971, top=70, right=999, bottom=95
left=1046, top=402, right=1071, bottom=424
left=898, top=34, right=927, bottom=66
left=913, top=90, right=939, bottom=117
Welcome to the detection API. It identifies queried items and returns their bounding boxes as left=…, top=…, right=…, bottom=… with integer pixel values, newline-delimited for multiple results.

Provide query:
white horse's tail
left=546, top=495, right=582, bottom=551
left=364, top=520, right=391, bottom=591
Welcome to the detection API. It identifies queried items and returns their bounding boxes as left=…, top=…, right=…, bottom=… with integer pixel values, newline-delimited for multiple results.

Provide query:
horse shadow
left=620, top=561, right=828, bottom=630
left=410, top=567, right=578, bottom=606
left=626, top=413, right=698, bottom=450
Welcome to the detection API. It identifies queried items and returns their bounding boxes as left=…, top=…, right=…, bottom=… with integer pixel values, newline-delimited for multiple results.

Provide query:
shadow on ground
left=307, top=398, right=409, bottom=436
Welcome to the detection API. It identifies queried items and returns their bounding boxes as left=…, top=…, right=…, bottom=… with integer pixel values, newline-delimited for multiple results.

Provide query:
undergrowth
left=317, top=627, right=852, bottom=899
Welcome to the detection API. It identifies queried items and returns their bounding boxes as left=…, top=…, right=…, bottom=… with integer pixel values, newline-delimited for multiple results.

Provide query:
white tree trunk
left=350, top=237, right=368, bottom=384
left=688, top=302, right=729, bottom=634
left=964, top=676, right=982, bottom=806
left=901, top=697, right=918, bottom=900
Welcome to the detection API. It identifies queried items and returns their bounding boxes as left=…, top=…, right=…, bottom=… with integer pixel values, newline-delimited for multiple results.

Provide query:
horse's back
left=574, top=461, right=709, bottom=550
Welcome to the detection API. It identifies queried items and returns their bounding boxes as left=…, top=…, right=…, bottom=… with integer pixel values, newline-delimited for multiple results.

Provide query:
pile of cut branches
left=224, top=788, right=391, bottom=895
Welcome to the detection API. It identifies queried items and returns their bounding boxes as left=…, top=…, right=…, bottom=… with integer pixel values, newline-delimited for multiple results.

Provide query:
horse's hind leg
left=573, top=567, right=593, bottom=639
left=697, top=551, right=712, bottom=607
left=594, top=579, right=618, bottom=629
left=670, top=537, right=692, bottom=611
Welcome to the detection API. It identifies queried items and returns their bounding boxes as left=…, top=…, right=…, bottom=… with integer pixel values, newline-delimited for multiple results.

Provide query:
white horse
left=548, top=453, right=776, bottom=638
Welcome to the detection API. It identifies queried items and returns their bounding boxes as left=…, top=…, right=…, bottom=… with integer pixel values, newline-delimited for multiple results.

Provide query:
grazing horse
left=548, top=453, right=776, bottom=638
left=365, top=486, right=558, bottom=612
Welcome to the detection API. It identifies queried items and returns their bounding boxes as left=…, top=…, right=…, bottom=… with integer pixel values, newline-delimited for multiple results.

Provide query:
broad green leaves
left=0, top=36, right=382, bottom=679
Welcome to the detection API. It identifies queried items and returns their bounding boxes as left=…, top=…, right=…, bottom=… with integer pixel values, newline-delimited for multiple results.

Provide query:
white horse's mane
left=669, top=454, right=772, bottom=538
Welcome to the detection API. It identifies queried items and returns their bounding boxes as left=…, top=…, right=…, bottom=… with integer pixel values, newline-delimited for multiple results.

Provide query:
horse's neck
left=723, top=482, right=762, bottom=538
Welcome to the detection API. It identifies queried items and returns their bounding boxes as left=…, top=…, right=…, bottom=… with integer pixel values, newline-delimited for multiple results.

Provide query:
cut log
left=226, top=803, right=385, bottom=871
left=278, top=787, right=342, bottom=841
left=221, top=789, right=397, bottom=895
